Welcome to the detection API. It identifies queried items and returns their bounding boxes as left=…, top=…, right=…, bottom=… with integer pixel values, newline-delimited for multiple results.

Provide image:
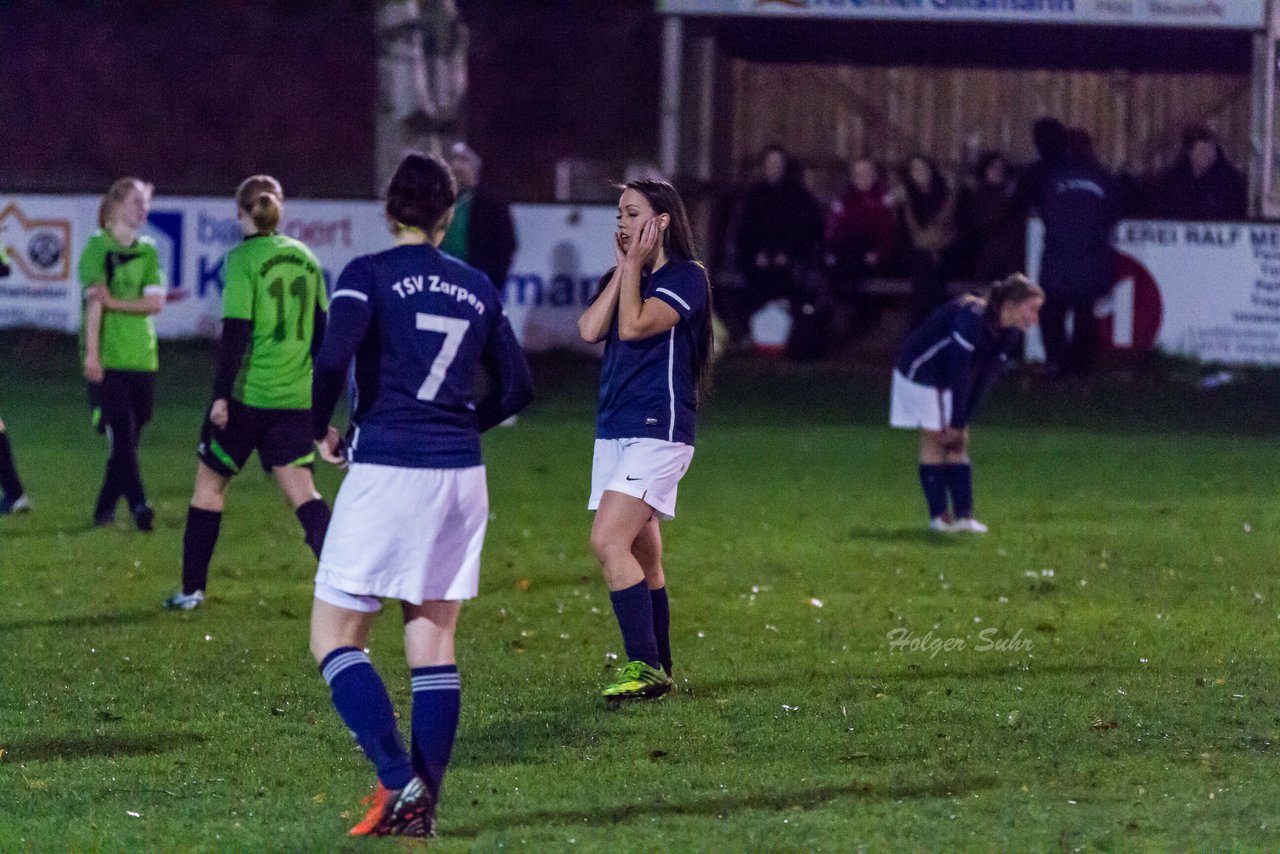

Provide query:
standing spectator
left=959, top=152, right=1025, bottom=282
left=824, top=157, right=897, bottom=298
left=900, top=154, right=957, bottom=323
left=728, top=145, right=823, bottom=346
left=1012, top=117, right=1067, bottom=217
left=441, top=142, right=518, bottom=295
left=1038, top=129, right=1122, bottom=379
left=1149, top=126, right=1247, bottom=220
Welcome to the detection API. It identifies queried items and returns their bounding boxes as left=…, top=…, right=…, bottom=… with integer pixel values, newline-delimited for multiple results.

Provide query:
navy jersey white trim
left=895, top=298, right=1021, bottom=429
left=596, top=260, right=708, bottom=446
left=312, top=244, right=532, bottom=468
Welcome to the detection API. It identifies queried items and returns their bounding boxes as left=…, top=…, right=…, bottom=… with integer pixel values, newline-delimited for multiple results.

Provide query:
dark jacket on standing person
left=1149, top=148, right=1246, bottom=221
left=1039, top=156, right=1121, bottom=299
left=733, top=171, right=824, bottom=273
left=465, top=186, right=518, bottom=293
left=1011, top=117, right=1067, bottom=218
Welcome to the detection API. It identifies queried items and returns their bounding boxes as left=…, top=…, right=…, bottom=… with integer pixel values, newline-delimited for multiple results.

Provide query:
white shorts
left=314, top=462, right=488, bottom=610
left=588, top=438, right=694, bottom=521
left=889, top=370, right=952, bottom=431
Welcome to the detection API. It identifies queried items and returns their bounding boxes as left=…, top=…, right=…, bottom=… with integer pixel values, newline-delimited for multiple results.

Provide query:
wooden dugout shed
left=656, top=0, right=1277, bottom=213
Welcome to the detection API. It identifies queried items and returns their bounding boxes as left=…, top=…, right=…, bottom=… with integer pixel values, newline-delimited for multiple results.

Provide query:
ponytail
left=235, top=175, right=284, bottom=234
left=984, top=273, right=1043, bottom=328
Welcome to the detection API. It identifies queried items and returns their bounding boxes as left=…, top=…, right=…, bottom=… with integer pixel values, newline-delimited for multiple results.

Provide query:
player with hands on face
left=890, top=273, right=1043, bottom=533
left=578, top=179, right=713, bottom=705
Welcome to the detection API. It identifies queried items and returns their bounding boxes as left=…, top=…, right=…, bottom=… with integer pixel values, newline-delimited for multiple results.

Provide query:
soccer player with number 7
left=308, top=152, right=532, bottom=838
left=164, top=175, right=332, bottom=610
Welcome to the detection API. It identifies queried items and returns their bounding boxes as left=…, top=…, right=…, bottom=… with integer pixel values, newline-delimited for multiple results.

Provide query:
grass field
left=2, top=331, right=1278, bottom=852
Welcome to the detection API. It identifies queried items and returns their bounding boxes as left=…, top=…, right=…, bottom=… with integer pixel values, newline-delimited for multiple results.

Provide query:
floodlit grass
left=1, top=331, right=1278, bottom=851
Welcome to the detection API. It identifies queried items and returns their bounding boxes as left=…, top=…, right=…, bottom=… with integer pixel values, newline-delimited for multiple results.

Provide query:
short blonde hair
left=98, top=177, right=154, bottom=228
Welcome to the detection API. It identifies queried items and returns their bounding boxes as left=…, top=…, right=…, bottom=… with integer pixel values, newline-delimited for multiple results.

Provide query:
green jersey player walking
left=164, top=175, right=332, bottom=610
left=80, top=177, right=165, bottom=530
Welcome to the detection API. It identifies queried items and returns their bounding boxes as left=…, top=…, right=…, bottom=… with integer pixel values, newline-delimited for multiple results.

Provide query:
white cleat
left=928, top=515, right=958, bottom=533
left=163, top=590, right=205, bottom=611
left=951, top=517, right=988, bottom=534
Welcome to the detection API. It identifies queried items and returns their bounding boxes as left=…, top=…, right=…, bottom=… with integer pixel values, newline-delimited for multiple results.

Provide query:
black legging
left=95, top=369, right=154, bottom=517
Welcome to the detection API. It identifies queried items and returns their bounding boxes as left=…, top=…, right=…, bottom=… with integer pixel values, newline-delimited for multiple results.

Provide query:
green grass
left=1, top=331, right=1278, bottom=852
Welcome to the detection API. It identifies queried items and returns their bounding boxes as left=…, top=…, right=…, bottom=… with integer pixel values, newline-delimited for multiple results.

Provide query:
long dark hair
left=982, top=272, right=1044, bottom=329
left=611, top=179, right=715, bottom=396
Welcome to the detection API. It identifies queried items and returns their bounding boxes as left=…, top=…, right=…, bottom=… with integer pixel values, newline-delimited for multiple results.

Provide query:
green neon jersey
left=78, top=230, right=165, bottom=372
left=221, top=234, right=328, bottom=410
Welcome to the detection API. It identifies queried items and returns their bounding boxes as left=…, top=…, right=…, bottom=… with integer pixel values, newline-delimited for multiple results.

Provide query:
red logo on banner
left=1093, top=250, right=1163, bottom=352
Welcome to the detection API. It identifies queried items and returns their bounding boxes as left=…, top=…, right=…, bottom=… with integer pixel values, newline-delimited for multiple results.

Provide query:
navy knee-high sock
left=0, top=431, right=24, bottom=499
left=918, top=464, right=948, bottom=519
left=609, top=580, right=660, bottom=668
left=650, top=586, right=672, bottom=674
left=410, top=665, right=461, bottom=800
left=181, top=506, right=221, bottom=594
left=295, top=498, right=331, bottom=559
left=944, top=463, right=974, bottom=519
left=320, top=647, right=414, bottom=790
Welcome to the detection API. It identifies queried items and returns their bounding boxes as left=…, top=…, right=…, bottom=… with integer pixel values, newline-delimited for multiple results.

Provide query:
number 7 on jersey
left=415, top=313, right=471, bottom=401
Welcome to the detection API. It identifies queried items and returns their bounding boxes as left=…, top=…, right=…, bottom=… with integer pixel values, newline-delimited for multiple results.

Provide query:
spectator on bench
left=1148, top=126, right=1246, bottom=221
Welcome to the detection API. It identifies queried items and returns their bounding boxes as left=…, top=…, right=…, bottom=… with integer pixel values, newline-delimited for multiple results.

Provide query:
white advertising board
left=0, top=194, right=616, bottom=354
left=658, top=0, right=1265, bottom=30
left=1027, top=218, right=1280, bottom=365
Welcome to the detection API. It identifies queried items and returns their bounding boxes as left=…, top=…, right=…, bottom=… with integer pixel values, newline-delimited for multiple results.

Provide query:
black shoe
left=132, top=503, right=154, bottom=532
left=93, top=510, right=116, bottom=527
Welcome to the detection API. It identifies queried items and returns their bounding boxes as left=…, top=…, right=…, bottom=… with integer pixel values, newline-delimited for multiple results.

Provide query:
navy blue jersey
left=895, top=298, right=1021, bottom=429
left=312, top=243, right=532, bottom=468
left=596, top=260, right=708, bottom=445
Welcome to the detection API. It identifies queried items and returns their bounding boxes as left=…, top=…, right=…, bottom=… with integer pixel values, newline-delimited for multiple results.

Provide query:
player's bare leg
left=164, top=461, right=231, bottom=609
left=592, top=491, right=671, bottom=701
left=312, top=598, right=432, bottom=837
left=273, top=464, right=331, bottom=558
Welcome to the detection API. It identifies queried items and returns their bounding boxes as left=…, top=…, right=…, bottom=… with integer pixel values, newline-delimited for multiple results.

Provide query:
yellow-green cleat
left=602, top=660, right=674, bottom=704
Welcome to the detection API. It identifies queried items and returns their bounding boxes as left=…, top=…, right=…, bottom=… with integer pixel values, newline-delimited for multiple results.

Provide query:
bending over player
left=890, top=273, right=1043, bottom=533
left=309, top=153, right=532, bottom=838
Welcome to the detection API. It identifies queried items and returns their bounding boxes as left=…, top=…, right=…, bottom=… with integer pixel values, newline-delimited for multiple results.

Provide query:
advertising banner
left=0, top=194, right=615, bottom=353
left=0, top=195, right=84, bottom=332
left=1027, top=218, right=1280, bottom=365
left=657, top=0, right=1265, bottom=30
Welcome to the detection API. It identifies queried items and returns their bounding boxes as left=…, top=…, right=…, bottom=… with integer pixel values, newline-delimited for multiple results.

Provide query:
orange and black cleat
left=348, top=777, right=436, bottom=838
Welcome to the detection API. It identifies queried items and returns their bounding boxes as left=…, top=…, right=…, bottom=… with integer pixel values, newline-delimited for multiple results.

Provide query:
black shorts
left=198, top=400, right=314, bottom=478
